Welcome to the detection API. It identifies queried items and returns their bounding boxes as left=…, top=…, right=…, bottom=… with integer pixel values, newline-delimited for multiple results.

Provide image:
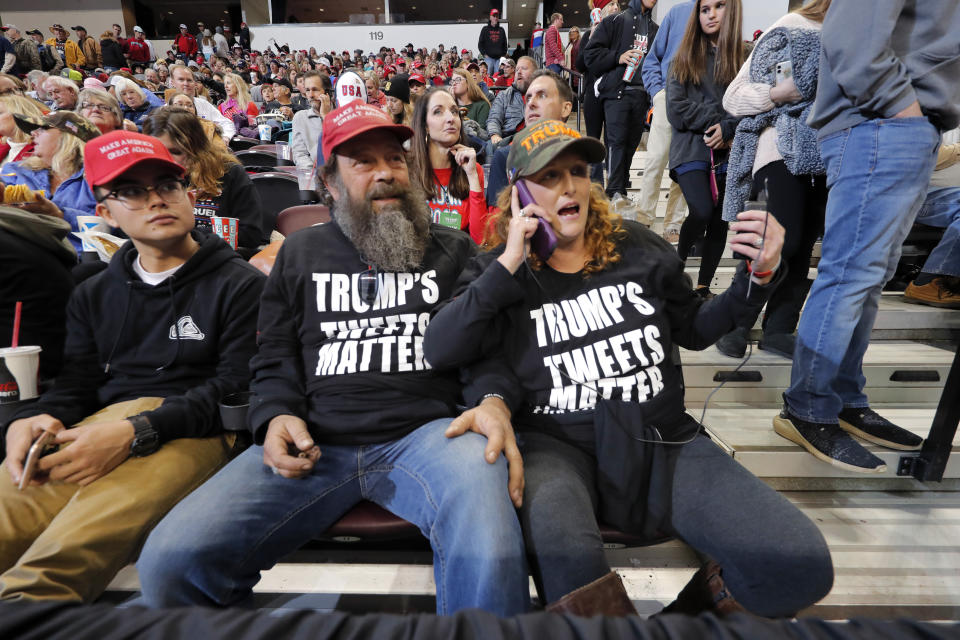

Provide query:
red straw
left=11, top=301, right=21, bottom=348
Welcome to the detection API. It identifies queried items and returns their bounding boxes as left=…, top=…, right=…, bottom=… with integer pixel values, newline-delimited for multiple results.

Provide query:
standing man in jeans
left=544, top=13, right=564, bottom=74
left=478, top=9, right=507, bottom=76
left=774, top=1, right=960, bottom=472
left=638, top=1, right=691, bottom=242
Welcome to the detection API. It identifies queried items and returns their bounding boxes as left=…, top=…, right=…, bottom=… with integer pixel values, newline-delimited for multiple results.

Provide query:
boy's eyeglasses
left=96, top=178, right=190, bottom=210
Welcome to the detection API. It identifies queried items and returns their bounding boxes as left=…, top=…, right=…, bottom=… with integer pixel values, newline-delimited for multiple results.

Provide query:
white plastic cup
left=276, top=143, right=292, bottom=161
left=295, top=166, right=318, bottom=191
left=76, top=215, right=106, bottom=252
left=0, top=346, right=42, bottom=401
left=258, top=124, right=272, bottom=141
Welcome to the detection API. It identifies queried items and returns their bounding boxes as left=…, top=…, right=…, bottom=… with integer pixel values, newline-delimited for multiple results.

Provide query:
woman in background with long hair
left=667, top=0, right=744, bottom=298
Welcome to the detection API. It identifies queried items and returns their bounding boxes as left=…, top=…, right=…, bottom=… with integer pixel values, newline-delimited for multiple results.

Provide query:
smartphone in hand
left=516, top=178, right=557, bottom=259
left=19, top=431, right=57, bottom=490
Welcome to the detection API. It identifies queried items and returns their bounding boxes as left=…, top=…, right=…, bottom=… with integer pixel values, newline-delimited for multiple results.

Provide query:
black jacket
left=100, top=39, right=126, bottom=69
left=478, top=24, right=508, bottom=59
left=8, top=233, right=266, bottom=442
left=425, top=222, right=784, bottom=452
left=666, top=46, right=739, bottom=170
left=248, top=221, right=476, bottom=445
left=583, top=0, right=658, bottom=100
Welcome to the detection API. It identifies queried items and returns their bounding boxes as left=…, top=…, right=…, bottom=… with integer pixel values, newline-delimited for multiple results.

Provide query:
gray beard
left=332, top=177, right=433, bottom=272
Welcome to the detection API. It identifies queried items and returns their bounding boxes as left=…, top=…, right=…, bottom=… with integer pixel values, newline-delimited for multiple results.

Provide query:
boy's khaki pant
left=0, top=398, right=232, bottom=601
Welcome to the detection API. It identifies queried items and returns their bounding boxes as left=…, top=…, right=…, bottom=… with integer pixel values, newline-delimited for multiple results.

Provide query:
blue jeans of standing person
left=485, top=55, right=501, bottom=76
left=916, top=187, right=960, bottom=277
left=784, top=117, right=940, bottom=422
left=518, top=431, right=833, bottom=616
left=137, top=418, right=530, bottom=616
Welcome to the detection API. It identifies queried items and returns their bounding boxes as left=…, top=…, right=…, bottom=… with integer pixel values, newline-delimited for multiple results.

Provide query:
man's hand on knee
left=263, top=415, right=320, bottom=479
left=40, top=419, right=135, bottom=486
left=4, top=414, right=65, bottom=486
left=446, top=397, right=524, bottom=508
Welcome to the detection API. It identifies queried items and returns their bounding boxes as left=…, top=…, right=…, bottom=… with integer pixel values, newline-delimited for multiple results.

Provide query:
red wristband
left=746, top=260, right=774, bottom=278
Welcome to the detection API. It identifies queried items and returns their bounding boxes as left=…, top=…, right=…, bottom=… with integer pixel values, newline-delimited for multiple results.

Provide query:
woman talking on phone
left=410, top=87, right=487, bottom=243
left=667, top=0, right=744, bottom=298
left=423, top=120, right=833, bottom=617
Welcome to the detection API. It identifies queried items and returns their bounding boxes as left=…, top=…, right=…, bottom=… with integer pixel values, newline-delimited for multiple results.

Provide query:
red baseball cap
left=461, top=48, right=469, bottom=55
left=321, top=102, right=413, bottom=161
left=491, top=8, right=499, bottom=15
left=84, top=131, right=184, bottom=190
left=408, top=73, right=426, bottom=85
left=413, top=61, right=425, bottom=69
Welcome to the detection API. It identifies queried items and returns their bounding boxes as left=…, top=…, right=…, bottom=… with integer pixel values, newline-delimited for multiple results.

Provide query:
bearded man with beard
left=137, top=102, right=531, bottom=617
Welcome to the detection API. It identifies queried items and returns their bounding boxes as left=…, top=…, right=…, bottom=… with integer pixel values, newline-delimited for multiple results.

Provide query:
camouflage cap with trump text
left=507, top=120, right=605, bottom=182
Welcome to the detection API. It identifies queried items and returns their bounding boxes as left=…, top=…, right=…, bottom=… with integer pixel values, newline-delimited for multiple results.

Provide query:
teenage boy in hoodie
left=0, top=130, right=266, bottom=602
left=137, top=102, right=530, bottom=617
left=584, top=0, right=658, bottom=222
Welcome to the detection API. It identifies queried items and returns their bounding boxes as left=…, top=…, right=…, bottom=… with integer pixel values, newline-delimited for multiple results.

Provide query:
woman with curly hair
left=424, top=120, right=833, bottom=618
left=143, top=107, right=268, bottom=251
left=409, top=87, right=486, bottom=242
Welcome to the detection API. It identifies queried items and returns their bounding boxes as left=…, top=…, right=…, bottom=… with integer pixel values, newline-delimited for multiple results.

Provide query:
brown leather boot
left=659, top=561, right=747, bottom=617
left=545, top=571, right=637, bottom=617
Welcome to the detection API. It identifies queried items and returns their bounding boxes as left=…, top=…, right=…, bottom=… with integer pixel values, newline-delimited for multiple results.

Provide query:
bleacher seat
left=236, top=150, right=280, bottom=168
left=276, top=205, right=330, bottom=236
left=250, top=172, right=302, bottom=232
left=229, top=136, right=261, bottom=152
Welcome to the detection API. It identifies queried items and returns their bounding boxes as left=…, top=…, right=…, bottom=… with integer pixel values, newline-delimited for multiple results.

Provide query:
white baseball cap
left=133, top=25, right=144, bottom=33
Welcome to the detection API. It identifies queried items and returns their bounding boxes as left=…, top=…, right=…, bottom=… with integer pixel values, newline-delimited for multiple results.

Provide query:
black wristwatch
left=129, top=414, right=161, bottom=457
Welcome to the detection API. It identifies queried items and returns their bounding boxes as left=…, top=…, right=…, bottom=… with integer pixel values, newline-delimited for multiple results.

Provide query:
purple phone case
left=516, top=179, right=557, bottom=259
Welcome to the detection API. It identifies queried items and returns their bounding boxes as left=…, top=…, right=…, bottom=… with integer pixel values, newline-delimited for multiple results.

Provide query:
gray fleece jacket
left=809, top=0, right=960, bottom=137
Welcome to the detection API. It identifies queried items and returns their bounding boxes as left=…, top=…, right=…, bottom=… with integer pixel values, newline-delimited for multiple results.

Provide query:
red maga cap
left=409, top=73, right=426, bottom=85
left=84, top=131, right=184, bottom=190
left=491, top=9, right=499, bottom=15
left=321, top=102, right=413, bottom=161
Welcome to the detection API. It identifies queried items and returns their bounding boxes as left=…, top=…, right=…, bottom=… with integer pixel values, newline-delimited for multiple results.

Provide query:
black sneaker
left=773, top=407, right=886, bottom=473
left=715, top=326, right=748, bottom=358
left=838, top=407, right=923, bottom=451
left=695, top=287, right=715, bottom=300
left=758, top=332, right=795, bottom=360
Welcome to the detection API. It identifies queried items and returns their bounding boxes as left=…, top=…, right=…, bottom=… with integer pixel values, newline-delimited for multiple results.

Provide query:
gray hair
left=76, top=88, right=123, bottom=127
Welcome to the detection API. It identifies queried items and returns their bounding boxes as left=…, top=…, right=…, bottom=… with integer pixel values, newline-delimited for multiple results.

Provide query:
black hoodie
left=583, top=0, right=658, bottom=99
left=7, top=232, right=266, bottom=443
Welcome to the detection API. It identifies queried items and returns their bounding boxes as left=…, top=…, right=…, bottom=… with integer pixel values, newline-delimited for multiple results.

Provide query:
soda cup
left=258, top=123, right=272, bottom=141
left=76, top=215, right=106, bottom=252
left=0, top=346, right=42, bottom=402
left=211, top=216, right=239, bottom=249
left=622, top=38, right=647, bottom=82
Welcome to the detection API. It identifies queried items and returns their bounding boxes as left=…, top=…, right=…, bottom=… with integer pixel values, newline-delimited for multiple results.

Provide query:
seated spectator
left=383, top=74, right=412, bottom=125
left=486, top=56, right=535, bottom=156
left=291, top=70, right=331, bottom=170
left=424, top=120, right=833, bottom=618
left=407, top=73, right=427, bottom=101
left=218, top=72, right=259, bottom=130
left=76, top=87, right=131, bottom=134
left=0, top=111, right=99, bottom=251
left=0, top=203, right=75, bottom=379
left=168, top=64, right=235, bottom=142
left=0, top=130, right=265, bottom=602
left=43, top=75, right=78, bottom=111
left=108, top=71, right=164, bottom=108
left=450, top=68, right=490, bottom=128
left=486, top=69, right=573, bottom=209
left=364, top=71, right=386, bottom=107
left=0, top=73, right=26, bottom=96
left=261, top=77, right=302, bottom=120
left=466, top=62, right=493, bottom=100
left=410, top=87, right=486, bottom=242
left=426, top=61, right=444, bottom=86
left=112, top=77, right=158, bottom=131
left=99, top=30, right=124, bottom=72
left=24, top=71, right=48, bottom=101
left=143, top=107, right=269, bottom=250
left=492, top=56, right=516, bottom=86
left=0, top=94, right=44, bottom=168
left=136, top=101, right=529, bottom=617
left=165, top=91, right=226, bottom=150
left=903, top=127, right=960, bottom=307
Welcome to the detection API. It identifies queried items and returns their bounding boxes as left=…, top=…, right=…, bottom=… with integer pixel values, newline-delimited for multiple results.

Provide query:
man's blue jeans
left=785, top=117, right=940, bottom=422
left=916, top=187, right=960, bottom=277
left=485, top=55, right=501, bottom=76
left=137, top=419, right=529, bottom=616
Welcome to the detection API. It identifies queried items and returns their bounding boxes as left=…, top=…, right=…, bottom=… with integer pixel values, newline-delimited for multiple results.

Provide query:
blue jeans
left=137, top=419, right=529, bottom=616
left=785, top=117, right=940, bottom=422
left=916, top=187, right=960, bottom=277
left=484, top=55, right=500, bottom=76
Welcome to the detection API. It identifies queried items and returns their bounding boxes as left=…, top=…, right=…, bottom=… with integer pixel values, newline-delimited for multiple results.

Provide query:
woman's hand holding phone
left=498, top=184, right=543, bottom=274
left=703, top=123, right=725, bottom=149
left=729, top=209, right=785, bottom=283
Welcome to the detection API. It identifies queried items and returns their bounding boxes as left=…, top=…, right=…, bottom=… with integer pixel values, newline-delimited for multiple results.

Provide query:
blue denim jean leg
left=785, top=117, right=940, bottom=422
left=136, top=418, right=529, bottom=616
left=916, top=186, right=960, bottom=277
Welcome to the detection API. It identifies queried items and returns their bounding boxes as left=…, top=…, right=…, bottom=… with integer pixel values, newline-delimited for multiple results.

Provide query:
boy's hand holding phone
left=5, top=414, right=65, bottom=488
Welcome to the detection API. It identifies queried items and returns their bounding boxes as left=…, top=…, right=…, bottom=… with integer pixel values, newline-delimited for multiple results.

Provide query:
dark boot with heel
left=546, top=571, right=636, bottom=617
left=658, top=561, right=747, bottom=617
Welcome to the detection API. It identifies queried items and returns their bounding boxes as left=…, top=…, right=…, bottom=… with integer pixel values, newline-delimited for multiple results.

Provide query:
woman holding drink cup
left=143, top=108, right=268, bottom=252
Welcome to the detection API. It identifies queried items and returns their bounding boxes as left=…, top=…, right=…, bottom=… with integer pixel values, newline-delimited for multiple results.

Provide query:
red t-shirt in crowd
left=428, top=166, right=488, bottom=244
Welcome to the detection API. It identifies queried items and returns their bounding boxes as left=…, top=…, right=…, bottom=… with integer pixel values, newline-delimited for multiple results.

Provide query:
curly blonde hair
left=486, top=181, right=626, bottom=277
